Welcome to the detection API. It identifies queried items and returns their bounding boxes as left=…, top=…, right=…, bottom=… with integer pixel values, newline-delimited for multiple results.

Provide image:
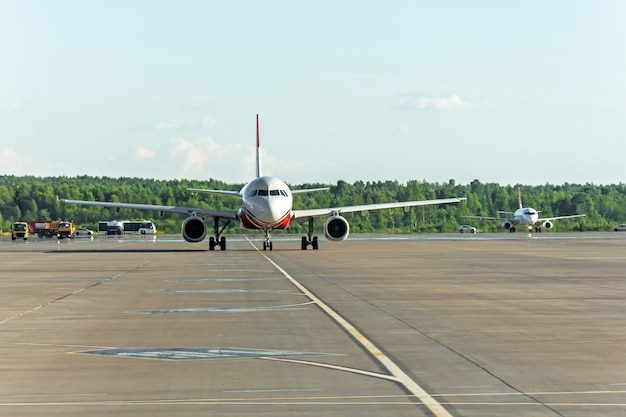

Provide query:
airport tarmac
left=1, top=232, right=626, bottom=416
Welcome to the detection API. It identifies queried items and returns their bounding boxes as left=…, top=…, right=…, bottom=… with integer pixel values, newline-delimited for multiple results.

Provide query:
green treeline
left=1, top=176, right=625, bottom=234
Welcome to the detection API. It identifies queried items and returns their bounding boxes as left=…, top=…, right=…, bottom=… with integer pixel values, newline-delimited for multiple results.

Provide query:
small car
left=458, top=224, right=477, bottom=234
left=75, top=228, right=94, bottom=237
left=613, top=224, right=626, bottom=232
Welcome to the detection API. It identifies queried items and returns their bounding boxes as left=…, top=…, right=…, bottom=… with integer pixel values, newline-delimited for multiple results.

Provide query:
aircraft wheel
left=209, top=237, right=216, bottom=250
left=301, top=237, right=308, bottom=250
left=269, top=242, right=273, bottom=251
left=312, top=236, right=319, bottom=250
left=220, top=236, right=226, bottom=250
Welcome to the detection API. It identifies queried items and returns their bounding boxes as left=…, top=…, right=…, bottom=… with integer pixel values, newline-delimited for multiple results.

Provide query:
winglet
left=517, top=186, right=523, bottom=209
left=256, top=114, right=262, bottom=178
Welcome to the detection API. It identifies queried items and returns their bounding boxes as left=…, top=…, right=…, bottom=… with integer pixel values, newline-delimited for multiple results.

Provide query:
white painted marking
left=0, top=272, right=128, bottom=325
left=224, top=388, right=326, bottom=393
left=263, top=357, right=399, bottom=381
left=250, top=239, right=455, bottom=417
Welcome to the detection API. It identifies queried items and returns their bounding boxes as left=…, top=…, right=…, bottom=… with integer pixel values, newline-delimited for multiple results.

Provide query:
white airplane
left=464, top=186, right=585, bottom=233
left=61, top=115, right=466, bottom=251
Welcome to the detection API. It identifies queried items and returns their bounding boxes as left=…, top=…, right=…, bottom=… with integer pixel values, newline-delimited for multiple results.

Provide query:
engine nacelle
left=542, top=220, right=553, bottom=229
left=324, top=215, right=350, bottom=241
left=502, top=221, right=512, bottom=230
left=181, top=216, right=207, bottom=242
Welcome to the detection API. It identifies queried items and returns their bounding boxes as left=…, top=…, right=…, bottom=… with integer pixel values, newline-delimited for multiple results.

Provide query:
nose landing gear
left=263, top=229, right=273, bottom=251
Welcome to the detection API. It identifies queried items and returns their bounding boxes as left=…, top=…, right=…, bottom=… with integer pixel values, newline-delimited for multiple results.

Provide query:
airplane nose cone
left=255, top=199, right=289, bottom=223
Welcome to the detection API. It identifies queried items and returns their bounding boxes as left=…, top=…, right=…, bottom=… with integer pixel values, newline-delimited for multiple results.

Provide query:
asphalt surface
left=1, top=232, right=626, bottom=416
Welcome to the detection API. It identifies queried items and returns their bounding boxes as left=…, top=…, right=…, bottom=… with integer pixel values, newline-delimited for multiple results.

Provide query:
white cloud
left=201, top=116, right=217, bottom=129
left=0, top=102, right=23, bottom=110
left=153, top=118, right=184, bottom=130
left=395, top=94, right=473, bottom=111
left=0, top=148, right=25, bottom=172
left=169, top=136, right=245, bottom=179
left=395, top=126, right=412, bottom=137
left=166, top=136, right=314, bottom=182
left=133, top=145, right=156, bottom=160
left=0, top=147, right=71, bottom=176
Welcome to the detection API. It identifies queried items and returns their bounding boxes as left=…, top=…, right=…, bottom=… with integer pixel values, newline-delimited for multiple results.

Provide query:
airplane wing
left=291, top=187, right=330, bottom=194
left=59, top=199, right=239, bottom=220
left=537, top=214, right=586, bottom=222
left=293, top=197, right=466, bottom=219
left=186, top=187, right=329, bottom=195
left=186, top=188, right=241, bottom=197
left=463, top=215, right=510, bottom=222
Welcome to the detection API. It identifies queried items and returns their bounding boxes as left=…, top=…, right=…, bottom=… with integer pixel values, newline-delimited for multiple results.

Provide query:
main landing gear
left=209, top=217, right=231, bottom=251
left=300, top=217, right=319, bottom=250
left=261, top=218, right=320, bottom=251
left=509, top=225, right=539, bottom=233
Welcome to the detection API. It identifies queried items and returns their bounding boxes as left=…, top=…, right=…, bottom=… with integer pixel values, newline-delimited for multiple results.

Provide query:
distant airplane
left=464, top=186, right=585, bottom=232
left=61, top=115, right=465, bottom=251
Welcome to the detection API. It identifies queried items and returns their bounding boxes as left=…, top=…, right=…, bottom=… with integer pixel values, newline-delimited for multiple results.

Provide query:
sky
left=1, top=1, right=625, bottom=186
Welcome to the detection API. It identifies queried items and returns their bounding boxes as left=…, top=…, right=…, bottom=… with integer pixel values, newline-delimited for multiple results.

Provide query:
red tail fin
left=517, top=186, right=523, bottom=209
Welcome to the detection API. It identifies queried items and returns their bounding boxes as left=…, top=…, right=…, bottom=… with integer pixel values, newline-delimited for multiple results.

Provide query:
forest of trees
left=1, top=175, right=625, bottom=234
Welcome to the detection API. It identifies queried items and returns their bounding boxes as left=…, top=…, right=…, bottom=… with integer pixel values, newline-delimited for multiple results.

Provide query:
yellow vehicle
left=11, top=221, right=29, bottom=241
left=55, top=220, right=76, bottom=239
left=31, top=220, right=76, bottom=239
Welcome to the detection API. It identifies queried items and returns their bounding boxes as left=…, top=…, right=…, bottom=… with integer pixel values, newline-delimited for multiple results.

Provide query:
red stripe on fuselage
left=239, top=209, right=292, bottom=230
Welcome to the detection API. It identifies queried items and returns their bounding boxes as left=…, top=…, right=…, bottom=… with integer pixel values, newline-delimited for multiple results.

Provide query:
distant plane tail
left=517, top=186, right=523, bottom=209
left=256, top=114, right=262, bottom=178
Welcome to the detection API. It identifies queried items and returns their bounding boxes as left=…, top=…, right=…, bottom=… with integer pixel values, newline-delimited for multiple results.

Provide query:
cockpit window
left=250, top=188, right=288, bottom=197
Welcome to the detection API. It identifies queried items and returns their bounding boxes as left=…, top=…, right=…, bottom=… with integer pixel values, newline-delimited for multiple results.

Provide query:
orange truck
left=29, top=220, right=76, bottom=239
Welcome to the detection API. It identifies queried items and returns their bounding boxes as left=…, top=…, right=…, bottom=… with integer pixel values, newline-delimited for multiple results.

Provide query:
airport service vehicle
left=61, top=115, right=465, bottom=251
left=613, top=224, right=626, bottom=232
left=75, top=227, right=94, bottom=237
left=123, top=220, right=157, bottom=234
left=458, top=224, right=476, bottom=234
left=11, top=221, right=29, bottom=240
left=98, top=220, right=157, bottom=235
left=98, top=221, right=123, bottom=235
left=29, top=220, right=76, bottom=239
left=464, top=186, right=585, bottom=233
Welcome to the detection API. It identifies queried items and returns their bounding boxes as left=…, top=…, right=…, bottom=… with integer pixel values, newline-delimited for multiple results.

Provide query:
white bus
left=98, top=220, right=156, bottom=235
left=123, top=220, right=157, bottom=235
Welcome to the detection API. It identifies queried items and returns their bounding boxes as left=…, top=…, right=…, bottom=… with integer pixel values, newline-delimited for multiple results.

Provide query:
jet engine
left=181, top=215, right=207, bottom=243
left=542, top=220, right=553, bottom=229
left=502, top=221, right=512, bottom=230
left=324, top=215, right=350, bottom=241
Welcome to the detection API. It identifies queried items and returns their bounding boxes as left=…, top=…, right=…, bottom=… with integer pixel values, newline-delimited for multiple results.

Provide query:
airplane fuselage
left=238, top=176, right=293, bottom=230
left=512, top=207, right=539, bottom=226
